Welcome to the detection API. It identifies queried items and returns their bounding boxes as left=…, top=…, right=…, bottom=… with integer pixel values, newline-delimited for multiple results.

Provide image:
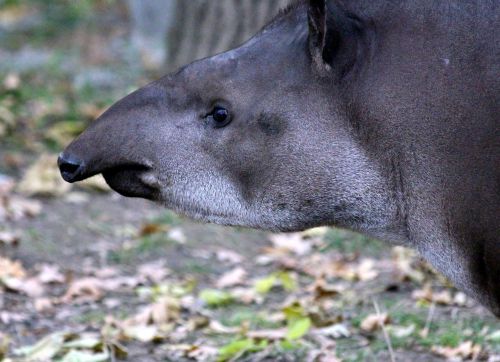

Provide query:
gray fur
left=59, top=0, right=500, bottom=316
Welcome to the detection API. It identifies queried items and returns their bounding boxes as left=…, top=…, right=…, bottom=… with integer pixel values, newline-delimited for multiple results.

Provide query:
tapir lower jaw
left=102, top=166, right=159, bottom=199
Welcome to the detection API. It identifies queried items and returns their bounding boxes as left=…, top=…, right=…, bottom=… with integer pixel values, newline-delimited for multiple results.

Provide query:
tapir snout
left=59, top=84, right=164, bottom=198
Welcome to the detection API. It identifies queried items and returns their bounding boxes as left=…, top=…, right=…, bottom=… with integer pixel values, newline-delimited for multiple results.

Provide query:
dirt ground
left=1, top=185, right=499, bottom=361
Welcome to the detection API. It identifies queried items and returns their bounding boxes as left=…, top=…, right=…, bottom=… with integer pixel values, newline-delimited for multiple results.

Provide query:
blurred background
left=0, top=1, right=498, bottom=361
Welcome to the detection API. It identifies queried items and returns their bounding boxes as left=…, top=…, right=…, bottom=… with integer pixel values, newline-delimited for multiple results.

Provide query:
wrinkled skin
left=60, top=0, right=500, bottom=316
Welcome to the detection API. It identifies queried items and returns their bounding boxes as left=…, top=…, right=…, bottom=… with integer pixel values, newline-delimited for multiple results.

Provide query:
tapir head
left=59, top=0, right=392, bottom=233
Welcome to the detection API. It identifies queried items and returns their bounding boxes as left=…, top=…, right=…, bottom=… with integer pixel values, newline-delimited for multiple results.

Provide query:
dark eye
left=207, top=106, right=231, bottom=128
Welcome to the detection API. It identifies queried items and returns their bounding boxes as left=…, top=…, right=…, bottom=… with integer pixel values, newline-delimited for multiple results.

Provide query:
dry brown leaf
left=310, top=279, right=343, bottom=301
left=432, top=341, right=481, bottom=360
left=216, top=249, right=244, bottom=264
left=17, top=154, right=71, bottom=196
left=412, top=285, right=456, bottom=306
left=139, top=223, right=168, bottom=236
left=246, top=328, right=287, bottom=340
left=37, top=264, right=65, bottom=284
left=269, top=233, right=312, bottom=256
left=231, top=287, right=263, bottom=304
left=354, top=259, right=379, bottom=281
left=126, top=296, right=181, bottom=327
left=34, top=297, right=54, bottom=313
left=208, top=320, right=240, bottom=334
left=62, top=277, right=103, bottom=304
left=3, top=73, right=20, bottom=90
left=216, top=267, right=247, bottom=289
left=0, top=230, right=20, bottom=246
left=6, top=196, right=42, bottom=220
left=360, top=313, right=390, bottom=332
left=0, top=332, right=9, bottom=360
left=138, top=261, right=170, bottom=283
left=0, top=257, right=26, bottom=279
left=164, top=344, right=218, bottom=361
left=392, top=246, right=425, bottom=283
left=4, top=277, right=44, bottom=297
left=167, top=227, right=186, bottom=244
left=0, top=311, right=28, bottom=324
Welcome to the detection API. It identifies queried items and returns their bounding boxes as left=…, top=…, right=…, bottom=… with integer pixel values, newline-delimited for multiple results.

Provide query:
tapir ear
left=307, top=0, right=358, bottom=74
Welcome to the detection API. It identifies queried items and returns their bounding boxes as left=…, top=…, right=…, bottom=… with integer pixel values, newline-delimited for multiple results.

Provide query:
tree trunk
left=127, top=0, right=290, bottom=72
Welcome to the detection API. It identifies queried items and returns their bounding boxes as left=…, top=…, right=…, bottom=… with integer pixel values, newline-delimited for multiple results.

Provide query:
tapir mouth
left=102, top=165, right=158, bottom=199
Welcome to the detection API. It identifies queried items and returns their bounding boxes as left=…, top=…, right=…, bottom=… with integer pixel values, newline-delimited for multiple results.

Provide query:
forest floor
left=0, top=1, right=499, bottom=361
left=1, top=172, right=499, bottom=362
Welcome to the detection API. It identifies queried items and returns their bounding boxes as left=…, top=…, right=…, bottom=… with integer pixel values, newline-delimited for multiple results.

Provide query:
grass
left=107, top=233, right=175, bottom=264
left=321, top=228, right=387, bottom=257
left=218, top=307, right=282, bottom=330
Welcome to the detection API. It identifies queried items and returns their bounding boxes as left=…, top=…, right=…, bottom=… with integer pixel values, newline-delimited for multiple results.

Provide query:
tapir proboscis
left=58, top=0, right=500, bottom=316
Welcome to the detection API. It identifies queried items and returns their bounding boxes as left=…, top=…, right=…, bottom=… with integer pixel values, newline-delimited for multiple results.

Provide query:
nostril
left=59, top=161, right=80, bottom=175
left=58, top=153, right=84, bottom=182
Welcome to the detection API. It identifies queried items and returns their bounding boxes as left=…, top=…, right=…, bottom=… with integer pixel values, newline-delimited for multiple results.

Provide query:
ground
left=0, top=1, right=499, bottom=361
left=1, top=181, right=499, bottom=361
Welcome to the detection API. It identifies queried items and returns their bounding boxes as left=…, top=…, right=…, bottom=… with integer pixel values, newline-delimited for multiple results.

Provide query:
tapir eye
left=207, top=106, right=231, bottom=128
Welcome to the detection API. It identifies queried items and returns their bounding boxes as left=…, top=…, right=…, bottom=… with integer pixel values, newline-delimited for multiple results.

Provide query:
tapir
left=58, top=0, right=500, bottom=316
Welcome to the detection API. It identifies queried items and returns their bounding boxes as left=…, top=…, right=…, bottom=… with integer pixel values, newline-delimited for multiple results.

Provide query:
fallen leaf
left=0, top=332, right=10, bottom=359
left=199, top=289, right=234, bottom=307
left=246, top=329, right=287, bottom=340
left=217, top=339, right=268, bottom=362
left=123, top=325, right=159, bottom=343
left=0, top=230, right=20, bottom=246
left=167, top=227, right=187, bottom=244
left=3, top=73, right=20, bottom=90
left=412, top=285, right=456, bottom=306
left=139, top=223, right=167, bottom=236
left=62, top=277, right=103, bottom=304
left=269, top=233, right=312, bottom=256
left=286, top=317, right=312, bottom=340
left=37, top=264, right=65, bottom=284
left=231, top=287, right=262, bottom=305
left=216, top=249, right=244, bottom=264
left=432, top=341, right=481, bottom=360
left=59, top=349, right=109, bottom=362
left=6, top=196, right=42, bottom=220
left=314, top=324, right=351, bottom=339
left=310, top=279, right=342, bottom=301
left=216, top=267, right=247, bottom=289
left=34, top=297, right=54, bottom=313
left=208, top=320, right=240, bottom=334
left=0, top=257, right=26, bottom=279
left=17, top=154, right=71, bottom=196
left=138, top=261, right=170, bottom=283
left=392, top=246, right=425, bottom=283
left=4, top=277, right=44, bottom=297
left=355, top=259, right=379, bottom=281
left=126, top=296, right=181, bottom=327
left=360, top=313, right=390, bottom=332
left=254, top=274, right=277, bottom=294
left=14, top=332, right=66, bottom=361
left=388, top=324, right=415, bottom=339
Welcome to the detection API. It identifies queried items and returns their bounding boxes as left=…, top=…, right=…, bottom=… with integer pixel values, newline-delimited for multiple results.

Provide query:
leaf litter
left=0, top=196, right=499, bottom=361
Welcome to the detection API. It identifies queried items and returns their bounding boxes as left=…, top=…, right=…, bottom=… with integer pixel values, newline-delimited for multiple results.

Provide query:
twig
left=372, top=298, right=396, bottom=362
left=421, top=301, right=436, bottom=338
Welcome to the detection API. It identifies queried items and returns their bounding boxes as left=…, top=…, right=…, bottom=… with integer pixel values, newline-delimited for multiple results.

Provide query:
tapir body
left=59, top=0, right=500, bottom=316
